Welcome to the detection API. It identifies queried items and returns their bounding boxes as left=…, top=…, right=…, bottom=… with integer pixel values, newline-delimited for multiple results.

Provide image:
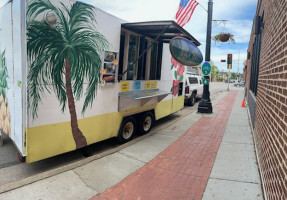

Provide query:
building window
left=250, top=13, right=264, bottom=96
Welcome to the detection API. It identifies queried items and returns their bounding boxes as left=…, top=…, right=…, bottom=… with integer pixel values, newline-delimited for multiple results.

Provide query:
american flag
left=176, top=0, right=199, bottom=27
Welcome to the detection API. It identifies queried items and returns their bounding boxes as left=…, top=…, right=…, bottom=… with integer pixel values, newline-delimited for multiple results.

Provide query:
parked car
left=225, top=79, right=236, bottom=83
left=185, top=74, right=203, bottom=106
left=234, top=81, right=245, bottom=87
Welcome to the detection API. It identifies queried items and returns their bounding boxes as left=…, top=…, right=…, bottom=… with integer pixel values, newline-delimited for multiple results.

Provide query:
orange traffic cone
left=241, top=99, right=246, bottom=107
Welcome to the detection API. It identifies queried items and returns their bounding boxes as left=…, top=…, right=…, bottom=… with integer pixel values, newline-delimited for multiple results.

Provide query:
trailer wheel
left=187, top=93, right=196, bottom=106
left=139, top=112, right=154, bottom=135
left=117, top=117, right=137, bottom=143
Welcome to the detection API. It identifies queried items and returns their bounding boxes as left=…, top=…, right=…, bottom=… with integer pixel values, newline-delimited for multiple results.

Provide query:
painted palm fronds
left=27, top=0, right=109, bottom=148
left=0, top=47, right=11, bottom=136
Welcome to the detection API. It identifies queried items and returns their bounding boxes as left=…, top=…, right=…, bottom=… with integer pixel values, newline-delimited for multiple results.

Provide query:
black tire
left=138, top=112, right=154, bottom=135
left=117, top=117, right=137, bottom=144
left=187, top=93, right=196, bottom=106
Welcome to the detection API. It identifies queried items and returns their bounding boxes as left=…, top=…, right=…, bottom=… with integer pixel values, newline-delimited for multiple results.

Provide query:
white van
left=185, top=74, right=203, bottom=106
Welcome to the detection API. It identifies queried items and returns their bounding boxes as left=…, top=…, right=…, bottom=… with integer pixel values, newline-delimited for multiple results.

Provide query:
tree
left=231, top=72, right=236, bottom=79
left=0, top=47, right=11, bottom=136
left=27, top=0, right=108, bottom=149
left=211, top=64, right=218, bottom=82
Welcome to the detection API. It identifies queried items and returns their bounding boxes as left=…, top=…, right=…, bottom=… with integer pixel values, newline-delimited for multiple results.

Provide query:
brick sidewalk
left=91, top=92, right=237, bottom=200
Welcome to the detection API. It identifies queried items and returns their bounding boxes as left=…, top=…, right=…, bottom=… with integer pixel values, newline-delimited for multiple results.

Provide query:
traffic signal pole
left=198, top=0, right=213, bottom=113
left=230, top=68, right=232, bottom=91
left=227, top=54, right=232, bottom=92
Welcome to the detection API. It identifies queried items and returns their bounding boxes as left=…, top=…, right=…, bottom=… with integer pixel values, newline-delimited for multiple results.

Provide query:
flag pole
left=198, top=0, right=213, bottom=113
left=197, top=2, right=208, bottom=12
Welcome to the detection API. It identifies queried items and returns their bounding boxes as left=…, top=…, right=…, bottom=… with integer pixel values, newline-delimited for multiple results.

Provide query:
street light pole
left=198, top=0, right=213, bottom=113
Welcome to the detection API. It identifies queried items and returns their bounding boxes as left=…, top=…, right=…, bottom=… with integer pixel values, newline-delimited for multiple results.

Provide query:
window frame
left=119, top=29, right=162, bottom=81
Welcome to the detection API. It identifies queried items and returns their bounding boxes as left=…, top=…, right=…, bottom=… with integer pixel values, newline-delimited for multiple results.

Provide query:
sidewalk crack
left=72, top=170, right=99, bottom=193
left=222, top=141, right=253, bottom=145
left=117, top=151, right=147, bottom=164
left=209, top=177, right=260, bottom=185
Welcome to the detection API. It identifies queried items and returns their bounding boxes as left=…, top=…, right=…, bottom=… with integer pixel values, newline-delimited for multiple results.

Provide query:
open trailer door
left=0, top=0, right=26, bottom=159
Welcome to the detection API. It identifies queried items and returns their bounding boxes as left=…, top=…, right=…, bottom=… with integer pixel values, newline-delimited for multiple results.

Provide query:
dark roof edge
left=122, top=20, right=201, bottom=46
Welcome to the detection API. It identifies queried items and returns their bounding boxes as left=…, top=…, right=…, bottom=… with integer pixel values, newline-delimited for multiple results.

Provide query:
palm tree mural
left=27, top=0, right=108, bottom=149
left=0, top=47, right=11, bottom=136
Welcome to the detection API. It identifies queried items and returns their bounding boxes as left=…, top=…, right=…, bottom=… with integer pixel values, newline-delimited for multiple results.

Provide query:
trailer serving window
left=118, top=21, right=200, bottom=82
left=127, top=34, right=139, bottom=80
left=119, top=30, right=162, bottom=81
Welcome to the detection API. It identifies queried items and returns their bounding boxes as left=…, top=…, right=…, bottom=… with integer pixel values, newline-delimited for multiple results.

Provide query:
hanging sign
left=169, top=37, right=203, bottom=66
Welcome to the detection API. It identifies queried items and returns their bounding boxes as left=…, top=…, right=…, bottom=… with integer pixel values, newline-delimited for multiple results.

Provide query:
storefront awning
left=121, top=20, right=201, bottom=46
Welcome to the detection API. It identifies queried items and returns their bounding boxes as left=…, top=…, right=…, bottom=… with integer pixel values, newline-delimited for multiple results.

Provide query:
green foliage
left=217, top=77, right=223, bottom=82
left=231, top=72, right=236, bottom=79
left=0, top=48, right=8, bottom=99
left=27, top=0, right=109, bottom=118
left=211, top=64, right=219, bottom=81
left=212, top=32, right=235, bottom=44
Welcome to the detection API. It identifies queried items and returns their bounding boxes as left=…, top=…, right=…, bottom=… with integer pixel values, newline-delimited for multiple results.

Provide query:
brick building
left=245, top=0, right=287, bottom=199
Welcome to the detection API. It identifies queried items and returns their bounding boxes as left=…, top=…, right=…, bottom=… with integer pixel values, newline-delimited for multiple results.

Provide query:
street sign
left=203, top=78, right=209, bottom=85
left=201, top=62, right=211, bottom=76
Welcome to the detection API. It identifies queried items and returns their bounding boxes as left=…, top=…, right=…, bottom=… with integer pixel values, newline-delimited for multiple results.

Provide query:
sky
left=81, top=0, right=258, bottom=73
left=1, top=0, right=258, bottom=73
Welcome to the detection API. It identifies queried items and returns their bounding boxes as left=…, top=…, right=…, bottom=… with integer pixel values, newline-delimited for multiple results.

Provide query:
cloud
left=83, top=0, right=178, bottom=22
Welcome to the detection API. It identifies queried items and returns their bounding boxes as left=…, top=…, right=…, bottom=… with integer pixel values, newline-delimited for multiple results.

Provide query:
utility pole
left=237, top=50, right=240, bottom=81
left=198, top=0, right=213, bottom=113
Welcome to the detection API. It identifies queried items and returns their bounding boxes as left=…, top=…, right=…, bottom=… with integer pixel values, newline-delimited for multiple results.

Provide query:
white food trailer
left=0, top=0, right=201, bottom=163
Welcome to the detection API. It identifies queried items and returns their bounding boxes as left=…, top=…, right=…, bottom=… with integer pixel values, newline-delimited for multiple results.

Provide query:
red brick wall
left=246, top=0, right=287, bottom=199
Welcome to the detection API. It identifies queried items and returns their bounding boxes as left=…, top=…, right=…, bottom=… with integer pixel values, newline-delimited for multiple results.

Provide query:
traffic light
left=227, top=54, right=232, bottom=64
left=227, top=54, right=232, bottom=69
left=221, top=59, right=226, bottom=62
